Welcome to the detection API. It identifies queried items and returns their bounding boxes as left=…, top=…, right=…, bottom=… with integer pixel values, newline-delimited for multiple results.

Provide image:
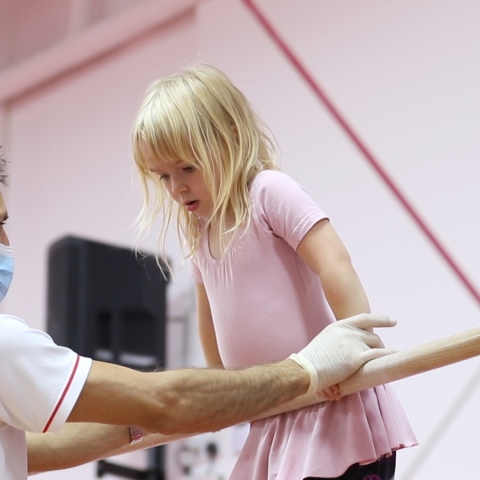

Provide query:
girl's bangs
left=145, top=113, right=199, bottom=166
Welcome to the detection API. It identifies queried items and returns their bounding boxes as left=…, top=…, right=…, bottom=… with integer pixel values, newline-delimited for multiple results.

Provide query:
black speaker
left=46, top=235, right=169, bottom=479
left=46, top=235, right=169, bottom=371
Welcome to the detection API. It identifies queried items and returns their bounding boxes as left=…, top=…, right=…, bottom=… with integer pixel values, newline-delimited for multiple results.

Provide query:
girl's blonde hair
left=132, top=63, right=278, bottom=269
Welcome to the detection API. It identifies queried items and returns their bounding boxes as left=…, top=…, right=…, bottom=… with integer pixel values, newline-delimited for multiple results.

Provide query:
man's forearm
left=27, top=424, right=130, bottom=474
left=148, top=359, right=309, bottom=435
left=68, top=358, right=309, bottom=436
left=28, top=424, right=197, bottom=474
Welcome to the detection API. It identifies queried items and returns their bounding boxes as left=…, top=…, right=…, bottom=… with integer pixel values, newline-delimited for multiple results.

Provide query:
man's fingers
left=355, top=330, right=386, bottom=349
left=359, top=347, right=398, bottom=364
left=340, top=313, right=397, bottom=330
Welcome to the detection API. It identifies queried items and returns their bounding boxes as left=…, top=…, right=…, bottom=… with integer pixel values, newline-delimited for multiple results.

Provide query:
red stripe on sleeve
left=42, top=354, right=81, bottom=433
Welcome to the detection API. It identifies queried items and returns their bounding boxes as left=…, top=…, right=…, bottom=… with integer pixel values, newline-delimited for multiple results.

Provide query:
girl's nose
left=171, top=178, right=187, bottom=195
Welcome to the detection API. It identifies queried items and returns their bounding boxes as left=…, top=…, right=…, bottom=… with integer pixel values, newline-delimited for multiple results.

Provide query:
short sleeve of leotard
left=252, top=170, right=328, bottom=251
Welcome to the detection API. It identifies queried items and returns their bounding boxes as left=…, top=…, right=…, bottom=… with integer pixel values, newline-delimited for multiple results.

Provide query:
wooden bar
left=124, top=326, right=480, bottom=452
left=251, top=326, right=480, bottom=421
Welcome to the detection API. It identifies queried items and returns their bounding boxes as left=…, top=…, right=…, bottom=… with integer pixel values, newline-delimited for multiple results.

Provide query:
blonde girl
left=132, top=64, right=416, bottom=480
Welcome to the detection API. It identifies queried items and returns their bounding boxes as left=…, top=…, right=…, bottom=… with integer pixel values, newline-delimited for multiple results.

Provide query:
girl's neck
left=207, top=209, right=236, bottom=260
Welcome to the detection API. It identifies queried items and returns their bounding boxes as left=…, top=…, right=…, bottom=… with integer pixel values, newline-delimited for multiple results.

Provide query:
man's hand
left=289, top=313, right=397, bottom=394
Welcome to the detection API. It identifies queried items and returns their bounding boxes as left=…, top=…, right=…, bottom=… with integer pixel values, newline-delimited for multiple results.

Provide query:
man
left=0, top=154, right=396, bottom=479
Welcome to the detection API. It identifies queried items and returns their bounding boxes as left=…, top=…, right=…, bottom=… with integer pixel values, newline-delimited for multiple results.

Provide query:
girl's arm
left=297, top=219, right=370, bottom=400
left=196, top=282, right=224, bottom=368
left=297, top=219, right=371, bottom=319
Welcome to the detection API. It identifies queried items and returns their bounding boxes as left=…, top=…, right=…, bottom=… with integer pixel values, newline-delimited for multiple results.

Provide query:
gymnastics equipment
left=131, top=325, right=480, bottom=450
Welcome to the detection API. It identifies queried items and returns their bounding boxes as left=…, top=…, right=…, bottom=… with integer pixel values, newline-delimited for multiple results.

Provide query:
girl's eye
left=158, top=174, right=170, bottom=181
left=183, top=166, right=195, bottom=173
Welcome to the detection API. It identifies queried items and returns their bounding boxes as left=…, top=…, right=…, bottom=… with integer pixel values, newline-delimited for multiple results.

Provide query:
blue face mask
left=0, top=242, right=14, bottom=302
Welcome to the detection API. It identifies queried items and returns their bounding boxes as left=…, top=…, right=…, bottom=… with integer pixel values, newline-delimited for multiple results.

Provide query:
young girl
left=132, top=64, right=417, bottom=480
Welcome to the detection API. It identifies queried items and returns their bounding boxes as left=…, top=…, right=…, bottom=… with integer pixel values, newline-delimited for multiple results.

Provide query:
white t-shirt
left=0, top=314, right=92, bottom=480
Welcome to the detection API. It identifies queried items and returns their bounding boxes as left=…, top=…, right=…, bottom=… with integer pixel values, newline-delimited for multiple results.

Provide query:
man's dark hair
left=0, top=148, right=8, bottom=185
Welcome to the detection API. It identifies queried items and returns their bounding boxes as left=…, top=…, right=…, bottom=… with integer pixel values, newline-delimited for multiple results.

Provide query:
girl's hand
left=318, top=384, right=342, bottom=401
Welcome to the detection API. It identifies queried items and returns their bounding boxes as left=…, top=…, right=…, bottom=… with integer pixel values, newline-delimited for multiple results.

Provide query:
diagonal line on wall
left=241, top=0, right=480, bottom=307
left=397, top=361, right=480, bottom=479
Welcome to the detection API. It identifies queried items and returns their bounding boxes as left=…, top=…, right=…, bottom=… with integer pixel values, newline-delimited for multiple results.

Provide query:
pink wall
left=1, top=1, right=479, bottom=478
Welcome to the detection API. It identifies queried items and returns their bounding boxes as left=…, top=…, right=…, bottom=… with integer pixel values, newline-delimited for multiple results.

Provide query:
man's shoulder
left=0, top=314, right=43, bottom=350
left=0, top=313, right=28, bottom=330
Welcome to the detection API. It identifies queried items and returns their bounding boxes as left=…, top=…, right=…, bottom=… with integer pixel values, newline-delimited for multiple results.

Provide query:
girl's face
left=146, top=153, right=213, bottom=219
